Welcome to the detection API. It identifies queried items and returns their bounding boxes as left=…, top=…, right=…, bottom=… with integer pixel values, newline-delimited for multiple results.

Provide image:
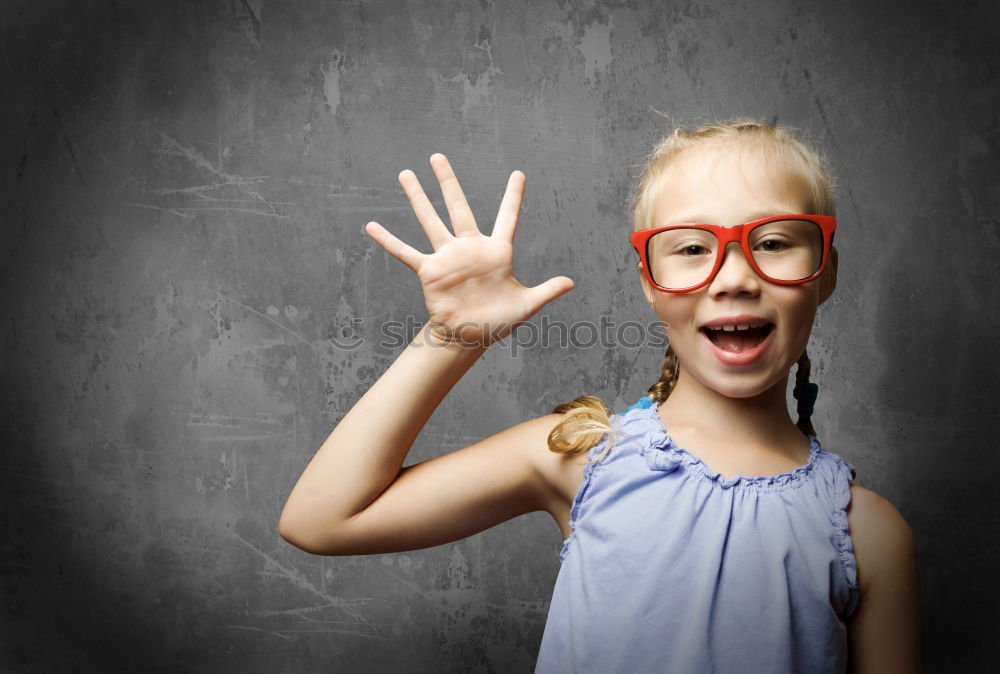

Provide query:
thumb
left=523, top=276, right=575, bottom=316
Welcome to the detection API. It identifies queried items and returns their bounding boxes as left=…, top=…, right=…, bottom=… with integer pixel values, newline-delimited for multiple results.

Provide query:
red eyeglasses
left=629, top=214, right=837, bottom=293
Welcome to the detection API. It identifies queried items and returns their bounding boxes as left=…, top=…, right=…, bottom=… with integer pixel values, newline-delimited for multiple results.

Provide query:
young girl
left=279, top=119, right=922, bottom=673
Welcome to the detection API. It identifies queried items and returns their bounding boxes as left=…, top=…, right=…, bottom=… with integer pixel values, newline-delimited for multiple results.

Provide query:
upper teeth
left=707, top=321, right=768, bottom=331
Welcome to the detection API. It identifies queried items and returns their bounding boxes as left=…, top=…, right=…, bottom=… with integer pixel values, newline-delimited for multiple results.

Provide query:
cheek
left=777, top=292, right=820, bottom=342
left=650, top=296, right=702, bottom=343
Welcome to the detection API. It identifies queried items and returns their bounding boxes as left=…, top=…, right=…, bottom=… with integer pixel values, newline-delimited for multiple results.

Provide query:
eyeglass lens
left=646, top=219, right=824, bottom=290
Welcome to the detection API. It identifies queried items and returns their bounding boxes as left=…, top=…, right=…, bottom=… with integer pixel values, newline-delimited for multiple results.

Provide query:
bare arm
left=279, top=154, right=574, bottom=555
left=278, top=323, right=485, bottom=552
left=847, top=484, right=923, bottom=673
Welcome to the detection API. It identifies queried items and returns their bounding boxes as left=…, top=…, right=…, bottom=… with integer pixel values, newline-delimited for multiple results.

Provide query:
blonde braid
left=646, top=345, right=680, bottom=404
left=546, top=346, right=681, bottom=459
left=547, top=395, right=616, bottom=462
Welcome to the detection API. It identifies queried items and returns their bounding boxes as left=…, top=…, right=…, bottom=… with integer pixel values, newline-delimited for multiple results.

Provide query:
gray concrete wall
left=2, top=0, right=996, bottom=671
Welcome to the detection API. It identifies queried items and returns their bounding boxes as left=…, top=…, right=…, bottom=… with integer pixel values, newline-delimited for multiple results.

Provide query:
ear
left=818, top=245, right=838, bottom=305
left=638, top=262, right=656, bottom=309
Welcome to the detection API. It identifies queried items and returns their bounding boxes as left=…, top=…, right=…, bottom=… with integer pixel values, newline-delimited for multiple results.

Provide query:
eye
left=680, top=244, right=710, bottom=256
left=754, top=238, right=788, bottom=253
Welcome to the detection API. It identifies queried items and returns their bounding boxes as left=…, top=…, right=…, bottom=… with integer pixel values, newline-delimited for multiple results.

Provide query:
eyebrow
left=664, top=212, right=793, bottom=225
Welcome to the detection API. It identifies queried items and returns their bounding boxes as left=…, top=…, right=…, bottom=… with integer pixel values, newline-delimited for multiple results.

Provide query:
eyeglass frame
left=629, top=214, right=837, bottom=293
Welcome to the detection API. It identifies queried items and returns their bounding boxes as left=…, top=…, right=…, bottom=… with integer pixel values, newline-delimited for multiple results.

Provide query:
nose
left=707, top=241, right=761, bottom=296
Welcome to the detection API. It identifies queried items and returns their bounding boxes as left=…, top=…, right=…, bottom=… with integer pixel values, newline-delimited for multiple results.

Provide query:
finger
left=398, top=170, right=452, bottom=250
left=523, top=276, right=575, bottom=317
left=491, top=170, right=525, bottom=243
left=364, top=221, right=426, bottom=272
left=429, top=154, right=479, bottom=237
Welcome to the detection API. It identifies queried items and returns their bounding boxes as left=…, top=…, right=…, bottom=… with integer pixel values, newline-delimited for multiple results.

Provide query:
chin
left=688, top=367, right=782, bottom=399
left=711, top=380, right=771, bottom=399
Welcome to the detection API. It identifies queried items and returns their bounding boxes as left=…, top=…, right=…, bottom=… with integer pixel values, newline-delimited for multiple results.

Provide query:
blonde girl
left=279, top=119, right=921, bottom=673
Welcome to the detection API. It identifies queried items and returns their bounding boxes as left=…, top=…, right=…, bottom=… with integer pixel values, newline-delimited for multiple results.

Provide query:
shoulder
left=846, top=482, right=919, bottom=593
left=845, top=481, right=924, bottom=671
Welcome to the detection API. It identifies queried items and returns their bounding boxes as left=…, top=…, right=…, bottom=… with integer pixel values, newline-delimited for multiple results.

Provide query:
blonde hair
left=547, top=117, right=837, bottom=459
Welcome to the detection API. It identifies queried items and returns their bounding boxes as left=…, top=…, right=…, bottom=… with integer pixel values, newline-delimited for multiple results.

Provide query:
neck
left=657, top=366, right=801, bottom=450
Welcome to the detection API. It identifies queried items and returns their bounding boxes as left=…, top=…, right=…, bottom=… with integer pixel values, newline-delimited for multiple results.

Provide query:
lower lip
left=701, top=326, right=775, bottom=366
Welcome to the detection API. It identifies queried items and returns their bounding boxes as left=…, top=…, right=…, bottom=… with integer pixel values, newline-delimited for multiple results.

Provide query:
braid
left=546, top=346, right=679, bottom=458
left=547, top=395, right=616, bottom=460
left=646, top=345, right=680, bottom=404
left=793, top=350, right=817, bottom=437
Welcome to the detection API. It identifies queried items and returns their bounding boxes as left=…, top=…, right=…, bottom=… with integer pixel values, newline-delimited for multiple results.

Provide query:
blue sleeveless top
left=535, top=396, right=859, bottom=674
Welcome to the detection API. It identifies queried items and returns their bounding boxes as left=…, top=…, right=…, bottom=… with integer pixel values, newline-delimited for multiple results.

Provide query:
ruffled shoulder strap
left=819, top=447, right=861, bottom=617
left=580, top=396, right=654, bottom=463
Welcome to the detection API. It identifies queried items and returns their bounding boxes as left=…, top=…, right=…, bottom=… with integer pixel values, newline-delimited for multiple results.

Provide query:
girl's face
left=638, top=143, right=838, bottom=399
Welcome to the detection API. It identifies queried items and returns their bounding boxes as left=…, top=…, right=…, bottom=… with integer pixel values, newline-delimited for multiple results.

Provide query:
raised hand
left=364, top=154, right=574, bottom=349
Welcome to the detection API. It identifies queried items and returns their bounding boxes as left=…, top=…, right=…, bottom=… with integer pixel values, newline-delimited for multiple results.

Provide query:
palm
left=365, top=154, right=574, bottom=348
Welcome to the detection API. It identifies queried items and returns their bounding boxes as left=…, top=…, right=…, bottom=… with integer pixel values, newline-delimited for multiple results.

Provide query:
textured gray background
left=2, top=0, right=997, bottom=672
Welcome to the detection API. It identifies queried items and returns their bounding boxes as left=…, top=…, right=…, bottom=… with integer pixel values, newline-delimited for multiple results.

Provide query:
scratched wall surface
left=2, top=0, right=997, bottom=671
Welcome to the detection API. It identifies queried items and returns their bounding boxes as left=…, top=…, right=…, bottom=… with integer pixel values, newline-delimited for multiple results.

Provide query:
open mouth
left=700, top=323, right=774, bottom=353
